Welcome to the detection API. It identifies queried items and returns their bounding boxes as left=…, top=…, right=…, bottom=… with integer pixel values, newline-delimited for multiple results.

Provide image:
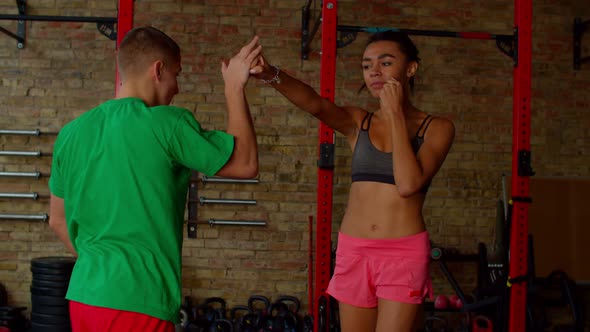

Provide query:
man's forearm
left=225, top=86, right=258, bottom=167
left=49, top=221, right=78, bottom=257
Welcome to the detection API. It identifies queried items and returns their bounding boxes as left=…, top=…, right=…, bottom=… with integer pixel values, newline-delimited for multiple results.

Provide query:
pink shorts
left=69, top=301, right=174, bottom=332
left=327, top=231, right=433, bottom=307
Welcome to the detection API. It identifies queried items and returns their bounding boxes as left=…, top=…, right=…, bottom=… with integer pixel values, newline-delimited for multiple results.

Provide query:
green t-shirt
left=48, top=97, right=234, bottom=322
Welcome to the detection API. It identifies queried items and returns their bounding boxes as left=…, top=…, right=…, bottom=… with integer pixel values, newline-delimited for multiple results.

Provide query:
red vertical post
left=509, top=0, right=532, bottom=330
left=115, top=0, right=134, bottom=95
left=314, top=1, right=337, bottom=332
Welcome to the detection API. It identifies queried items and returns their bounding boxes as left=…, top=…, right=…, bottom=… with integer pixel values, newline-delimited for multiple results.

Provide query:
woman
left=252, top=31, right=455, bottom=332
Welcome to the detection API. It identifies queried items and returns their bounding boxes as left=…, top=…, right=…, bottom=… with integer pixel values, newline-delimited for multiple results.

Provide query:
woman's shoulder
left=341, top=106, right=370, bottom=124
left=415, top=110, right=454, bottom=129
left=423, top=114, right=455, bottom=143
left=430, top=115, right=455, bottom=131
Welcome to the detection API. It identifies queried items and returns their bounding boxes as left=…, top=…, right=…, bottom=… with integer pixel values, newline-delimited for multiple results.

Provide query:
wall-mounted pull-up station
left=303, top=23, right=515, bottom=61
left=302, top=1, right=533, bottom=331
left=0, top=0, right=120, bottom=49
left=0, top=0, right=133, bottom=87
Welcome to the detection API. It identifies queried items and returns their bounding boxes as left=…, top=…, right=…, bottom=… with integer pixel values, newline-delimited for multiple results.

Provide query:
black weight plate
left=31, top=294, right=69, bottom=307
left=31, top=256, right=76, bottom=269
left=31, top=278, right=69, bottom=289
left=0, top=313, right=19, bottom=320
left=31, top=321, right=72, bottom=332
left=0, top=306, right=27, bottom=315
left=31, top=271, right=71, bottom=282
left=31, top=312, right=71, bottom=325
left=31, top=286, right=68, bottom=297
left=31, top=303, right=70, bottom=316
left=0, top=317, right=28, bottom=331
left=0, top=283, right=6, bottom=306
left=31, top=266, right=74, bottom=276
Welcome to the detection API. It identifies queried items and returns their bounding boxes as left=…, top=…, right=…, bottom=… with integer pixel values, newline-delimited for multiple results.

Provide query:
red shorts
left=327, top=231, right=433, bottom=307
left=69, top=301, right=175, bottom=332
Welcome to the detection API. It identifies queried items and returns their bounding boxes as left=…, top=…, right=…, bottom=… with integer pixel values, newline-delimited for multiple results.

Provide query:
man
left=48, top=26, right=261, bottom=331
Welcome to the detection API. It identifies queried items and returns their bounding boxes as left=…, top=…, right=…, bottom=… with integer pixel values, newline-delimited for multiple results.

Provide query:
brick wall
left=1, top=0, right=589, bottom=314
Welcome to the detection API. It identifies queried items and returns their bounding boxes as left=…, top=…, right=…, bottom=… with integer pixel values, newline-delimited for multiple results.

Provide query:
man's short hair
left=117, top=26, right=181, bottom=78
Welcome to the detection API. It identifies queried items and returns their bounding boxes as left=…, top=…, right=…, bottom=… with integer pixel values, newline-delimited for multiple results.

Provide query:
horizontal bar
left=0, top=129, right=40, bottom=135
left=0, top=171, right=41, bottom=178
left=337, top=25, right=513, bottom=40
left=208, top=219, right=266, bottom=226
left=0, top=213, right=48, bottom=221
left=198, top=197, right=257, bottom=205
left=0, top=151, right=43, bottom=156
left=201, top=176, right=259, bottom=184
left=0, top=14, right=117, bottom=24
left=0, top=192, right=38, bottom=199
left=0, top=129, right=57, bottom=135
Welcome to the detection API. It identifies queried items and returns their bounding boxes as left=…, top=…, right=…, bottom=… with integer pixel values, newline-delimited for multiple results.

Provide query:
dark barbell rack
left=187, top=172, right=262, bottom=239
left=0, top=1, right=134, bottom=229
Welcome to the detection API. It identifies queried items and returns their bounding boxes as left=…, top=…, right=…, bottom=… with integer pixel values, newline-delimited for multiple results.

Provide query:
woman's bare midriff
left=339, top=181, right=426, bottom=239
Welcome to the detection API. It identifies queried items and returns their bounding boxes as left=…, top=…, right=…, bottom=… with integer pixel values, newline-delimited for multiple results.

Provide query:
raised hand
left=379, top=77, right=404, bottom=116
left=221, top=36, right=262, bottom=88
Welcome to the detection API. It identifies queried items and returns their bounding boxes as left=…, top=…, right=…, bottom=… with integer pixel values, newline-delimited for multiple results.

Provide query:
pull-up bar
left=335, top=25, right=515, bottom=60
left=337, top=24, right=513, bottom=40
left=0, top=14, right=117, bottom=23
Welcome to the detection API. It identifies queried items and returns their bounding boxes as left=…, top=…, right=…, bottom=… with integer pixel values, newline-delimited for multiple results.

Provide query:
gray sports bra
left=351, top=112, right=434, bottom=187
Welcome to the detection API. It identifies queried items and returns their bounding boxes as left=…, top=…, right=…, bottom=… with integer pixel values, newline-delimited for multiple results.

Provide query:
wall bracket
left=0, top=0, right=26, bottom=48
left=574, top=17, right=589, bottom=70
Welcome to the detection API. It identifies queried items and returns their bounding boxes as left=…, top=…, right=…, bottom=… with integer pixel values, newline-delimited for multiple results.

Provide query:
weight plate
left=31, top=312, right=71, bottom=325
left=31, top=321, right=72, bottom=332
left=30, top=286, right=68, bottom=297
left=31, top=271, right=71, bottom=282
left=31, top=279, right=69, bottom=289
left=31, top=303, right=69, bottom=316
left=31, top=257, right=76, bottom=269
left=31, top=294, right=68, bottom=307
left=31, top=266, right=74, bottom=276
